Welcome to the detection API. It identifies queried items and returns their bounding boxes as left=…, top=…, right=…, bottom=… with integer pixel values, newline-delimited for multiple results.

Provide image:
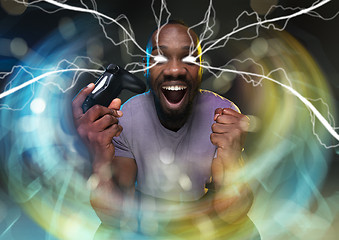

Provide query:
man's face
left=146, top=24, right=202, bottom=120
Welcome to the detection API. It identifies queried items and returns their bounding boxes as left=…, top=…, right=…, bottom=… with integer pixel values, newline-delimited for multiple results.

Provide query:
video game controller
left=82, top=64, right=146, bottom=113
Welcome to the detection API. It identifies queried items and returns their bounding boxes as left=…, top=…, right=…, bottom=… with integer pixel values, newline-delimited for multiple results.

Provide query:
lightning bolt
left=1, top=1, right=338, bottom=239
left=2, top=0, right=338, bottom=148
left=0, top=67, right=102, bottom=99
left=197, top=0, right=338, bottom=56
left=199, top=63, right=339, bottom=148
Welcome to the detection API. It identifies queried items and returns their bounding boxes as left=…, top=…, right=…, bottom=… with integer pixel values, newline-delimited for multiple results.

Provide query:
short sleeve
left=230, top=101, right=241, bottom=113
left=112, top=104, right=135, bottom=159
left=113, top=132, right=134, bottom=159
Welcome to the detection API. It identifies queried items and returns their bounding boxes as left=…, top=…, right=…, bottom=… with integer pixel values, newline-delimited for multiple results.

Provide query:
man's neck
left=158, top=114, right=188, bottom=132
left=152, top=91, right=198, bottom=132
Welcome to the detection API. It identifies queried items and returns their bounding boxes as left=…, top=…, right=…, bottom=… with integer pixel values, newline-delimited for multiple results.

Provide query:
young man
left=72, top=21, right=259, bottom=239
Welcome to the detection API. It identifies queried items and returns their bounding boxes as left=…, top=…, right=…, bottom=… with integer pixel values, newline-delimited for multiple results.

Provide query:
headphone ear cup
left=143, top=57, right=148, bottom=77
left=199, top=59, right=204, bottom=76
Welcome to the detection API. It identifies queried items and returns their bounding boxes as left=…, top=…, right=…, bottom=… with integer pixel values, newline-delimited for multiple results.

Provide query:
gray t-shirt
left=113, top=90, right=239, bottom=201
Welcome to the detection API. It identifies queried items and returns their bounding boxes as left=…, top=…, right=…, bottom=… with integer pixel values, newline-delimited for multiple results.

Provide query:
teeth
left=162, top=86, right=187, bottom=91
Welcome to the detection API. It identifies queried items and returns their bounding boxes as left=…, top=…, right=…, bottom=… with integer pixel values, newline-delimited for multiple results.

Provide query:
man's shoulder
left=198, top=89, right=240, bottom=112
left=121, top=90, right=152, bottom=111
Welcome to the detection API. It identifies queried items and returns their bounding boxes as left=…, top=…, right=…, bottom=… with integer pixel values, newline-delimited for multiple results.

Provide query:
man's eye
left=153, top=55, right=168, bottom=63
left=182, top=55, right=197, bottom=64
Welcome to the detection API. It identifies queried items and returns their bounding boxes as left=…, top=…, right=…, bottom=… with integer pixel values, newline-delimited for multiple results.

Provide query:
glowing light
left=250, top=0, right=278, bottom=15
left=10, top=38, right=28, bottom=57
left=30, top=98, right=46, bottom=114
left=198, top=0, right=336, bottom=57
left=18, top=115, right=39, bottom=132
left=212, top=69, right=236, bottom=94
left=140, top=216, right=159, bottom=235
left=63, top=213, right=92, bottom=239
left=195, top=216, right=215, bottom=239
left=179, top=174, right=192, bottom=191
left=247, top=115, right=261, bottom=132
left=0, top=0, right=27, bottom=15
left=58, top=17, right=77, bottom=40
left=198, top=63, right=339, bottom=147
left=86, top=39, right=104, bottom=61
left=33, top=0, right=151, bottom=57
left=159, top=147, right=174, bottom=164
left=1, top=0, right=334, bottom=149
left=251, top=37, right=269, bottom=57
left=86, top=174, right=100, bottom=191
left=1, top=1, right=338, bottom=240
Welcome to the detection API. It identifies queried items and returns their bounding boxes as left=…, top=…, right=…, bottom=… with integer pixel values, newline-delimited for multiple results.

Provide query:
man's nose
left=163, top=60, right=186, bottom=78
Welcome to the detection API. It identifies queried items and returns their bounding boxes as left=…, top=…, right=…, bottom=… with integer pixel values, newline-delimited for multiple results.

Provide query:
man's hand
left=210, top=108, right=249, bottom=162
left=72, top=83, right=123, bottom=163
left=210, top=107, right=249, bottom=189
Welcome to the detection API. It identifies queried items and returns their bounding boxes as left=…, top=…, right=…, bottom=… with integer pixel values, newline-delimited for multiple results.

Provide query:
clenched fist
left=210, top=108, right=249, bottom=189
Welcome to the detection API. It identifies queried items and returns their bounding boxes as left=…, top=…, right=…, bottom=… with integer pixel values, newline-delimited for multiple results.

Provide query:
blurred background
left=0, top=0, right=338, bottom=239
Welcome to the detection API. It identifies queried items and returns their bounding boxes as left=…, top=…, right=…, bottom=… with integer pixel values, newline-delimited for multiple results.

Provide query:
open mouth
left=161, top=85, right=187, bottom=104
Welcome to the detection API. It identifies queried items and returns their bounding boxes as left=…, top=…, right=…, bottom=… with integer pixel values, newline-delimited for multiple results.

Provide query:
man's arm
left=72, top=83, right=137, bottom=227
left=208, top=107, right=253, bottom=223
left=181, top=161, right=253, bottom=225
left=208, top=156, right=253, bottom=224
left=89, top=156, right=137, bottom=226
left=178, top=108, right=252, bottom=224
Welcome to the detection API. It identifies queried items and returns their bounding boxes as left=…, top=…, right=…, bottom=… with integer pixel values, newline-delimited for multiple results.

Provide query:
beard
left=148, top=73, right=201, bottom=130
